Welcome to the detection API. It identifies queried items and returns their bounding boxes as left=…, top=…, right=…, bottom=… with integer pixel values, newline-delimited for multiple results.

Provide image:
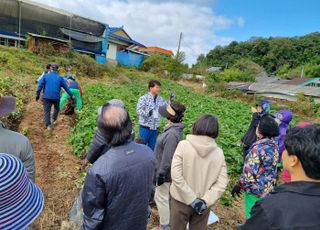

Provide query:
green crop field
left=70, top=75, right=253, bottom=180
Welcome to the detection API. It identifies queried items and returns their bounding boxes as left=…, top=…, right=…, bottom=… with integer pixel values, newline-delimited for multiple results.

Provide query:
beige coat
left=170, top=134, right=228, bottom=207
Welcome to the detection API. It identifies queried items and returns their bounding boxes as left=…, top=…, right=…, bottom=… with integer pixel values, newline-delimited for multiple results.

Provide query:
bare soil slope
left=19, top=100, right=83, bottom=230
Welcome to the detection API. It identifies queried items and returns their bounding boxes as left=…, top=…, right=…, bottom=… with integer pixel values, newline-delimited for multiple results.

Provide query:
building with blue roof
left=107, top=26, right=147, bottom=67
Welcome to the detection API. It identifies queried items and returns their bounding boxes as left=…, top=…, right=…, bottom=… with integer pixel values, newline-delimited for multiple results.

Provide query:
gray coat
left=0, top=122, right=35, bottom=181
left=81, top=141, right=156, bottom=230
left=155, top=123, right=185, bottom=182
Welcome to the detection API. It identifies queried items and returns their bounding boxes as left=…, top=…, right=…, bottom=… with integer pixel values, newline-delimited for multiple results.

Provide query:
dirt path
left=19, top=100, right=84, bottom=230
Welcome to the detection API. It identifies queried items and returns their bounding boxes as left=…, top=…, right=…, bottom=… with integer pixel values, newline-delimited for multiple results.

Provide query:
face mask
left=274, top=112, right=283, bottom=125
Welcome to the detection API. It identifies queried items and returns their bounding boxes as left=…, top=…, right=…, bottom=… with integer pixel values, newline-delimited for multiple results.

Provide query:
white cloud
left=32, top=0, right=244, bottom=64
left=236, top=17, right=245, bottom=27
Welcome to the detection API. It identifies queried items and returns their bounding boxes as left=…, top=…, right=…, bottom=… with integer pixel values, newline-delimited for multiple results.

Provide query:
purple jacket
left=275, top=110, right=292, bottom=159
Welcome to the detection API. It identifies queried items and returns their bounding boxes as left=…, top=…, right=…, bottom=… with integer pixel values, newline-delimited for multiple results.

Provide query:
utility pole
left=176, top=32, right=182, bottom=58
left=18, top=0, right=22, bottom=48
left=300, top=66, right=304, bottom=79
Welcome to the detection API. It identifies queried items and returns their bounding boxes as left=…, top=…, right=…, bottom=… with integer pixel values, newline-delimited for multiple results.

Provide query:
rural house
left=107, top=26, right=147, bottom=67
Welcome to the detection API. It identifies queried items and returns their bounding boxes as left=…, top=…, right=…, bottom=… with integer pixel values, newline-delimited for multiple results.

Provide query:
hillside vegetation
left=194, top=32, right=320, bottom=78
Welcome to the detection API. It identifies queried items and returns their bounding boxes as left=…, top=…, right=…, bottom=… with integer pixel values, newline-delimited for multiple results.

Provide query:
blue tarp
left=116, top=50, right=145, bottom=67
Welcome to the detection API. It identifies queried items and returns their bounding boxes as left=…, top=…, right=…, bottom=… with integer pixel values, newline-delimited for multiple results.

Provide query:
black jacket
left=81, top=142, right=156, bottom=230
left=86, top=128, right=135, bottom=164
left=242, top=113, right=264, bottom=149
left=238, top=181, right=320, bottom=230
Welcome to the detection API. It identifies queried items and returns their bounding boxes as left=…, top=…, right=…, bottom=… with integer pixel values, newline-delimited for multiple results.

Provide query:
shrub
left=74, top=54, right=115, bottom=78
left=290, top=93, right=315, bottom=117
left=141, top=53, right=187, bottom=79
left=219, top=68, right=255, bottom=82
left=234, top=59, right=264, bottom=76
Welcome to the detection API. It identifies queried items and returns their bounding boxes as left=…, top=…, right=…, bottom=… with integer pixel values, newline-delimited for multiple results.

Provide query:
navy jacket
left=36, top=71, right=73, bottom=100
left=81, top=141, right=156, bottom=230
left=239, top=181, right=320, bottom=230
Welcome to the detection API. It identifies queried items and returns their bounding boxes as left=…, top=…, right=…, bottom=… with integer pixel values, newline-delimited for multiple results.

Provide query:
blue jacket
left=36, top=71, right=73, bottom=100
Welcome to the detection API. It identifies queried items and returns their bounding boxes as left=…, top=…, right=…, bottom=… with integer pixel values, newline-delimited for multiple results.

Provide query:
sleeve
left=202, top=157, right=228, bottom=207
left=86, top=129, right=107, bottom=164
left=159, top=96, right=167, bottom=106
left=237, top=202, right=271, bottom=230
left=158, top=134, right=179, bottom=176
left=79, top=83, right=83, bottom=97
left=251, top=113, right=261, bottom=129
left=238, top=146, right=260, bottom=189
left=171, top=143, right=197, bottom=205
left=61, top=78, right=74, bottom=96
left=81, top=168, right=107, bottom=230
left=22, top=139, right=36, bottom=182
left=37, top=72, right=44, bottom=82
left=136, top=96, right=150, bottom=117
left=36, top=76, right=45, bottom=96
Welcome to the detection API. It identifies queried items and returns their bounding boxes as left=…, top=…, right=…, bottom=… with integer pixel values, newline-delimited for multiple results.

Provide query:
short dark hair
left=192, top=114, right=219, bottom=139
left=258, top=116, right=279, bottom=138
left=46, top=64, right=51, bottom=70
left=285, top=124, right=320, bottom=179
left=170, top=102, right=186, bottom=123
left=148, top=80, right=161, bottom=89
left=97, top=105, right=133, bottom=146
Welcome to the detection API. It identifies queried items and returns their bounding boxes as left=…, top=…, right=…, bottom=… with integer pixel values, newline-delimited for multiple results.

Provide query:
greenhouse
left=0, top=0, right=108, bottom=63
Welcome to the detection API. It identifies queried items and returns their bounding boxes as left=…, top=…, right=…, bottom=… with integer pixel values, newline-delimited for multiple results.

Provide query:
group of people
left=79, top=80, right=228, bottom=230
left=0, top=76, right=320, bottom=230
left=36, top=63, right=83, bottom=131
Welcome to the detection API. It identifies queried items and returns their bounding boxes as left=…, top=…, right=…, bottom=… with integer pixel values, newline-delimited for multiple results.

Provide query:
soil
left=19, top=100, right=84, bottom=230
left=16, top=79, right=247, bottom=230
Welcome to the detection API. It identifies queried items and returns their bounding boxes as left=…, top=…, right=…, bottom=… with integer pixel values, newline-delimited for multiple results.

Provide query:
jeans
left=139, top=125, right=158, bottom=150
left=43, top=99, right=60, bottom=127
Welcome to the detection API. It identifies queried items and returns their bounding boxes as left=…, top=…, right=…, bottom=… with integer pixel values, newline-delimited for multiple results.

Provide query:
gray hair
left=97, top=105, right=132, bottom=146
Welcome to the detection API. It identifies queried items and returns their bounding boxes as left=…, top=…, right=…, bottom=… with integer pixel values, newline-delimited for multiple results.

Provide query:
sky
left=34, top=0, right=320, bottom=64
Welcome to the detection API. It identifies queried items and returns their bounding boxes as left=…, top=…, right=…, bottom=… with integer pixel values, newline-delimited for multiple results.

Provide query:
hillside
left=0, top=45, right=315, bottom=229
left=195, top=32, right=320, bottom=78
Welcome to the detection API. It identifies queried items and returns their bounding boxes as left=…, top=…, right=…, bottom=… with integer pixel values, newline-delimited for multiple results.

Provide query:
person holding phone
left=136, top=80, right=167, bottom=150
left=241, top=99, right=270, bottom=159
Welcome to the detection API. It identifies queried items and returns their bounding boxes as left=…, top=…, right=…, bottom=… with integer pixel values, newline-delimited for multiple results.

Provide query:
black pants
left=43, top=99, right=60, bottom=127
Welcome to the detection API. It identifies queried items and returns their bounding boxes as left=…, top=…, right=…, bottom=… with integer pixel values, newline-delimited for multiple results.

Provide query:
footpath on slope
left=19, top=100, right=84, bottom=230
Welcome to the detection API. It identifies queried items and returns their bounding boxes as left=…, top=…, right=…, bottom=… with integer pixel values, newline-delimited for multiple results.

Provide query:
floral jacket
left=238, top=138, right=279, bottom=198
left=136, top=93, right=166, bottom=130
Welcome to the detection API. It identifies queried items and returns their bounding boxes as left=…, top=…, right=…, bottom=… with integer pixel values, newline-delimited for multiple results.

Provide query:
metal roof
left=109, top=33, right=145, bottom=47
left=286, top=77, right=311, bottom=85
left=249, top=83, right=320, bottom=98
left=19, top=0, right=107, bottom=25
left=108, top=26, right=145, bottom=47
left=28, top=32, right=70, bottom=44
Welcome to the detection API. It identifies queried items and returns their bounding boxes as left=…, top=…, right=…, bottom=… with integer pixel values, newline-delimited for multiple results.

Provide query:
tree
left=196, top=33, right=320, bottom=76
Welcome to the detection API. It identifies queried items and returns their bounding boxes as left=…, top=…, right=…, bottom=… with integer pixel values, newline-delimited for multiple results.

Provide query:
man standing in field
left=81, top=105, right=156, bottom=230
left=137, top=80, right=166, bottom=150
left=36, top=64, right=74, bottom=131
